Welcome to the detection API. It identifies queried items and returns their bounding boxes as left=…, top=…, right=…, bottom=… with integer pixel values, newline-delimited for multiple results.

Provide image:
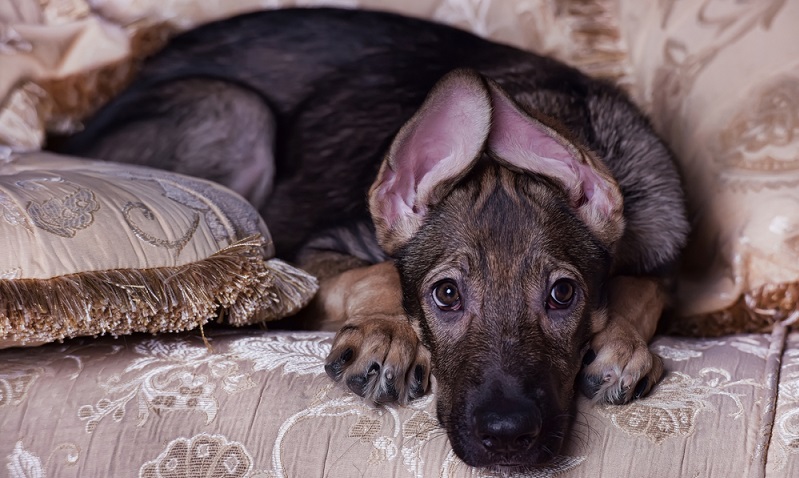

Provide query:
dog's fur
left=60, top=8, right=689, bottom=468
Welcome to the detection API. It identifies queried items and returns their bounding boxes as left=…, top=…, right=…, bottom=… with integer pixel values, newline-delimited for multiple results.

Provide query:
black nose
left=474, top=398, right=542, bottom=454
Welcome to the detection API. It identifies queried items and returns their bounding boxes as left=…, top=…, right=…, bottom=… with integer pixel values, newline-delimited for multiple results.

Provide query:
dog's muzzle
left=473, top=395, right=542, bottom=455
left=443, top=369, right=568, bottom=468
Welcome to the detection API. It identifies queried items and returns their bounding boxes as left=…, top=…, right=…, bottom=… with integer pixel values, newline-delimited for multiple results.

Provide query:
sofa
left=2, top=1, right=799, bottom=477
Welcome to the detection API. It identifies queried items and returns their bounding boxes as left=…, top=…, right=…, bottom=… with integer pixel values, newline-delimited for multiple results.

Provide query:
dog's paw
left=325, top=316, right=431, bottom=405
left=578, top=320, right=664, bottom=405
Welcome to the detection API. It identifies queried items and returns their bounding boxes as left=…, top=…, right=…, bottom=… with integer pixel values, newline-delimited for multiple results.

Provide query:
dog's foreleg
left=298, top=256, right=431, bottom=404
left=579, top=276, right=666, bottom=404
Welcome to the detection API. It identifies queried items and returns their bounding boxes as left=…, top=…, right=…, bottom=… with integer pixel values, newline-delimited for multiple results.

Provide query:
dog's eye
left=432, top=280, right=461, bottom=311
left=548, top=279, right=575, bottom=309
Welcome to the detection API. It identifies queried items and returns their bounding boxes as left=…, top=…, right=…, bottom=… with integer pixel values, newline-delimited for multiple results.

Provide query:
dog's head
left=369, top=70, right=624, bottom=467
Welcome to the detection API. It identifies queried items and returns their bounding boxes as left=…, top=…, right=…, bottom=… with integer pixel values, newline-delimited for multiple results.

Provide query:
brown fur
left=311, top=260, right=431, bottom=405
left=580, top=276, right=667, bottom=403
left=325, top=163, right=619, bottom=465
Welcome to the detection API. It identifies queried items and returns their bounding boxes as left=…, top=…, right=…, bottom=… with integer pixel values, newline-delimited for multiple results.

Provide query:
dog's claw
left=325, top=316, right=431, bottom=405
left=407, top=364, right=429, bottom=400
left=324, top=348, right=354, bottom=381
left=375, top=373, right=399, bottom=404
left=633, top=377, right=649, bottom=399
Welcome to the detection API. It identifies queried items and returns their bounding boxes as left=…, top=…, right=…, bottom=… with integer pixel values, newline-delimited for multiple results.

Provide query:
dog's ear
left=486, top=81, right=625, bottom=246
left=370, top=70, right=491, bottom=255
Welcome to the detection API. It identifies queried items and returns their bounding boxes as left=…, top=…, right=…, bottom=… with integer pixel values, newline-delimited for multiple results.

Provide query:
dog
left=60, top=8, right=689, bottom=469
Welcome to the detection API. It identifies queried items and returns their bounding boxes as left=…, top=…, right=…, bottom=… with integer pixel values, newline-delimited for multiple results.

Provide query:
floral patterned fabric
left=0, top=329, right=796, bottom=477
left=2, top=1, right=799, bottom=476
left=768, top=332, right=799, bottom=476
left=617, top=0, right=799, bottom=335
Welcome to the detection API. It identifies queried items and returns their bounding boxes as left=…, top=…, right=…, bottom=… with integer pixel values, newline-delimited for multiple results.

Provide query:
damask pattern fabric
left=2, top=2, right=799, bottom=476
left=0, top=152, right=269, bottom=276
left=0, top=329, right=796, bottom=477
left=768, top=332, right=799, bottom=476
left=617, top=0, right=799, bottom=334
left=3, top=0, right=799, bottom=332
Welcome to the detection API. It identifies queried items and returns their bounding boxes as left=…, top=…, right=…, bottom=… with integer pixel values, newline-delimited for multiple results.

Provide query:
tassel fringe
left=0, top=235, right=318, bottom=348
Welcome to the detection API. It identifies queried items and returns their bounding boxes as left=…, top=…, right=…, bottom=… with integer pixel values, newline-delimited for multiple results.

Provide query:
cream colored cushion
left=0, top=328, right=795, bottom=476
left=0, top=152, right=317, bottom=348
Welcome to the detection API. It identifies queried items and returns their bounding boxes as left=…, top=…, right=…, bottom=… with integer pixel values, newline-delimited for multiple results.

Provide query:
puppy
left=61, top=8, right=689, bottom=468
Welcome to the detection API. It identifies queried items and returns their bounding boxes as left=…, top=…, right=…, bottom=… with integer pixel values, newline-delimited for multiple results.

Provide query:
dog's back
left=62, top=7, right=685, bottom=275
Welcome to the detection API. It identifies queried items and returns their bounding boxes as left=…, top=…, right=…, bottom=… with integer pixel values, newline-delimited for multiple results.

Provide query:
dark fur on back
left=61, top=7, right=687, bottom=275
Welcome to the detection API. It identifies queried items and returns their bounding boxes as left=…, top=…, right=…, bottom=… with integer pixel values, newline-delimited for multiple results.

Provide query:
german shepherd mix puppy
left=62, top=8, right=688, bottom=469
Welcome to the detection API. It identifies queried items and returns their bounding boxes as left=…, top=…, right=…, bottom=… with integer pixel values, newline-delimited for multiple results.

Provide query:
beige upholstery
left=1, top=0, right=798, bottom=476
left=618, top=0, right=799, bottom=334
left=1, top=329, right=796, bottom=477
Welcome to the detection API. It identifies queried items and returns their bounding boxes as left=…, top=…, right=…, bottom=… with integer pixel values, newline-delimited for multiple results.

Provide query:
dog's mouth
left=479, top=432, right=564, bottom=468
left=488, top=458, right=556, bottom=471
left=452, top=438, right=563, bottom=469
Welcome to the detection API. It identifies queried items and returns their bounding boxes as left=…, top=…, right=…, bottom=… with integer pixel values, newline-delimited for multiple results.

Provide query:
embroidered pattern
left=123, top=201, right=200, bottom=254
left=76, top=333, right=332, bottom=433
left=716, top=78, right=799, bottom=191
left=767, top=339, right=799, bottom=473
left=0, top=344, right=86, bottom=409
left=77, top=337, right=252, bottom=432
left=0, top=368, right=41, bottom=409
left=27, top=187, right=99, bottom=238
left=139, top=433, right=253, bottom=478
left=152, top=177, right=236, bottom=244
left=6, top=442, right=43, bottom=478
left=227, top=334, right=329, bottom=376
left=5, top=441, right=79, bottom=478
left=598, top=368, right=762, bottom=444
left=440, top=450, right=585, bottom=478
left=0, top=190, right=31, bottom=230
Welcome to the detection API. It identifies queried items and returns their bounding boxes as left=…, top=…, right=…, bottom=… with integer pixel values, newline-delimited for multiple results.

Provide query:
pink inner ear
left=487, top=84, right=618, bottom=218
left=373, top=73, right=492, bottom=228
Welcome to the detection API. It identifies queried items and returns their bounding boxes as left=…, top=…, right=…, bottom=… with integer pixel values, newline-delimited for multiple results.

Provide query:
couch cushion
left=0, top=152, right=317, bottom=348
left=0, top=329, right=788, bottom=476
left=767, top=331, right=799, bottom=476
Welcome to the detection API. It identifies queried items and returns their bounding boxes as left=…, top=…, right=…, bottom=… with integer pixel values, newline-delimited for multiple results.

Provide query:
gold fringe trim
left=664, top=281, right=799, bottom=337
left=0, top=235, right=318, bottom=348
left=560, top=0, right=633, bottom=87
left=41, top=22, right=177, bottom=134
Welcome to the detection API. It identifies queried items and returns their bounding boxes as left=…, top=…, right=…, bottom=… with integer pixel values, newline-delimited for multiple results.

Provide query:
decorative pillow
left=0, top=152, right=318, bottom=348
